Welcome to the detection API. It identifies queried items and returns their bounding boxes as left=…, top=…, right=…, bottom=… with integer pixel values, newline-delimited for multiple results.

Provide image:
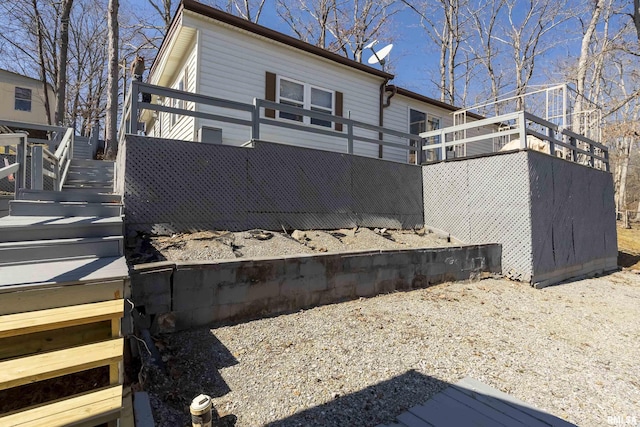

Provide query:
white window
left=15, top=87, right=32, bottom=112
left=277, top=77, right=334, bottom=128
left=409, top=108, right=441, bottom=163
left=170, top=77, right=184, bottom=128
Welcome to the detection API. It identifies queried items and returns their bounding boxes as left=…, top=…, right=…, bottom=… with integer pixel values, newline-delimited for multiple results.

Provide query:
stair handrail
left=30, top=127, right=75, bottom=191
left=0, top=133, right=28, bottom=193
left=54, top=127, right=74, bottom=191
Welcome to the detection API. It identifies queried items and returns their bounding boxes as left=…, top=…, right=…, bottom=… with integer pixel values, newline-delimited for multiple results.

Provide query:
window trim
left=407, top=107, right=442, bottom=163
left=14, top=87, right=32, bottom=112
left=276, top=75, right=335, bottom=128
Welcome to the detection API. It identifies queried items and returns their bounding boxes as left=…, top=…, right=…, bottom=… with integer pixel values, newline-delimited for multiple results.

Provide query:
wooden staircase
left=0, top=159, right=128, bottom=426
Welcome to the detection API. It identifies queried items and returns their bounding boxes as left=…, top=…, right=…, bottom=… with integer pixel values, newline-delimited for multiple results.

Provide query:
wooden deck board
left=0, top=256, right=128, bottom=289
left=392, top=377, right=576, bottom=427
left=0, top=338, right=123, bottom=390
left=454, top=377, right=576, bottom=427
left=440, top=386, right=527, bottom=426
left=396, top=411, right=434, bottom=427
left=0, top=299, right=123, bottom=338
left=0, top=385, right=122, bottom=427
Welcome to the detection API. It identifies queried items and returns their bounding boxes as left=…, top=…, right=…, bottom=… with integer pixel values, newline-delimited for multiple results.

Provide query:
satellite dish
left=367, top=43, right=393, bottom=70
left=364, top=40, right=378, bottom=50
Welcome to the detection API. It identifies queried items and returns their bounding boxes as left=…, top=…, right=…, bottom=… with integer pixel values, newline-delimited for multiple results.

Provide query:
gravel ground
left=128, top=228, right=453, bottom=264
left=140, top=271, right=640, bottom=427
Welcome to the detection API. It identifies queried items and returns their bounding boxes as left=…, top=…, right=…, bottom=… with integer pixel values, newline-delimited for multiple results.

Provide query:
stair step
left=0, top=385, right=122, bottom=427
left=67, top=169, right=114, bottom=181
left=0, top=216, right=122, bottom=243
left=60, top=186, right=116, bottom=194
left=0, top=236, right=123, bottom=265
left=0, top=299, right=124, bottom=337
left=65, top=179, right=114, bottom=186
left=0, top=338, right=123, bottom=390
left=0, top=256, right=128, bottom=289
left=17, top=189, right=121, bottom=203
left=63, top=182, right=114, bottom=190
left=70, top=159, right=114, bottom=168
left=10, top=200, right=121, bottom=217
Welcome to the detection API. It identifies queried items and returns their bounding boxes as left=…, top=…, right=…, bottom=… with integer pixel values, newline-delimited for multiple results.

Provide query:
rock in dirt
left=291, top=230, right=308, bottom=242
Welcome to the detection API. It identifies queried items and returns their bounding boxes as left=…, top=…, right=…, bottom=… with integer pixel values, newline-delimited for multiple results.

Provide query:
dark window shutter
left=265, top=72, right=276, bottom=118
left=335, top=91, right=343, bottom=131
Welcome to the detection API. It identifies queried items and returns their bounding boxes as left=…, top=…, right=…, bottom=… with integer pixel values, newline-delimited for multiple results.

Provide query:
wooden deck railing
left=122, top=81, right=425, bottom=163
left=419, top=111, right=609, bottom=171
left=0, top=121, right=75, bottom=193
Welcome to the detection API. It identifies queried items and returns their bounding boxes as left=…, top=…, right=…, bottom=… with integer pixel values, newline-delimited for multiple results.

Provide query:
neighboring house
left=0, top=68, right=54, bottom=127
left=144, top=0, right=489, bottom=163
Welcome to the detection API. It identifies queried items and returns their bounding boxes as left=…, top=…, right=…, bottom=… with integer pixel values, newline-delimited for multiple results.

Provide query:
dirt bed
left=138, top=271, right=640, bottom=427
left=127, top=227, right=454, bottom=264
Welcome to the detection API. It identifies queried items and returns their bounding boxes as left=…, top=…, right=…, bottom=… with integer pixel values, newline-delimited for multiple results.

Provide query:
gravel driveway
left=141, top=271, right=640, bottom=427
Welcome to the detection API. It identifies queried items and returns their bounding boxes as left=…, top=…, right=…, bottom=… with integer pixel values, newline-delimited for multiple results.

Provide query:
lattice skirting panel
left=121, top=136, right=424, bottom=234
left=423, top=150, right=617, bottom=284
left=423, top=151, right=533, bottom=281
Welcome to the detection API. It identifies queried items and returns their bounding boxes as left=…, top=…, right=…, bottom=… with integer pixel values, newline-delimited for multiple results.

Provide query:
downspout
left=378, top=80, right=396, bottom=158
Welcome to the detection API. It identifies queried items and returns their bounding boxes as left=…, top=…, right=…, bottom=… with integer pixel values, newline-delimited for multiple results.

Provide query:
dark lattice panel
left=123, top=136, right=424, bottom=234
left=528, top=151, right=617, bottom=277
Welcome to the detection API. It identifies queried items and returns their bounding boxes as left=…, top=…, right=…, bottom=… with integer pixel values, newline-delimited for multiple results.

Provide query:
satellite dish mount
left=365, top=41, right=393, bottom=72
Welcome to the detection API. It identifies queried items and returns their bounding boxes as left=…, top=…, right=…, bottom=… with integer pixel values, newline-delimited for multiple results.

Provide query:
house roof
left=0, top=68, right=53, bottom=90
left=387, top=86, right=484, bottom=120
left=150, top=0, right=394, bottom=80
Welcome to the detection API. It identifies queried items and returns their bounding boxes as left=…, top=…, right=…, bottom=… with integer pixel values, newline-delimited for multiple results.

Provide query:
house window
left=170, top=77, right=184, bottom=128
left=409, top=108, right=441, bottom=163
left=15, top=87, right=32, bottom=112
left=277, top=77, right=334, bottom=128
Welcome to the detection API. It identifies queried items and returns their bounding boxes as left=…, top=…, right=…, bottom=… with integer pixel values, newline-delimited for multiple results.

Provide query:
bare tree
left=633, top=0, right=640, bottom=40
left=32, top=0, right=53, bottom=125
left=495, top=0, right=572, bottom=110
left=465, top=0, right=506, bottom=111
left=105, top=0, right=119, bottom=159
left=219, top=0, right=267, bottom=22
left=276, top=0, right=396, bottom=62
left=402, top=0, right=457, bottom=104
left=574, top=0, right=604, bottom=118
left=55, top=0, right=74, bottom=125
left=147, top=0, right=173, bottom=31
left=277, top=0, right=339, bottom=49
left=331, top=0, right=397, bottom=62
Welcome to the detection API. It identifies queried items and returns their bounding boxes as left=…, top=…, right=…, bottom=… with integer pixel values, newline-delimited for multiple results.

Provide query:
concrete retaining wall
left=423, top=150, right=617, bottom=287
left=119, top=135, right=423, bottom=234
left=130, top=244, right=501, bottom=332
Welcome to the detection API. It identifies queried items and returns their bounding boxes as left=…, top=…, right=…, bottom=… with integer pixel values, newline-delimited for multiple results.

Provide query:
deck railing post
left=568, top=136, right=576, bottom=162
left=15, top=134, right=27, bottom=192
left=440, top=130, right=446, bottom=160
left=55, top=160, right=61, bottom=191
left=518, top=111, right=527, bottom=149
left=604, top=149, right=610, bottom=172
left=547, top=126, right=554, bottom=155
left=347, top=123, right=354, bottom=154
left=31, top=145, right=43, bottom=190
left=588, top=143, right=595, bottom=168
left=129, top=81, right=139, bottom=134
left=252, top=98, right=260, bottom=141
left=69, top=130, right=74, bottom=160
